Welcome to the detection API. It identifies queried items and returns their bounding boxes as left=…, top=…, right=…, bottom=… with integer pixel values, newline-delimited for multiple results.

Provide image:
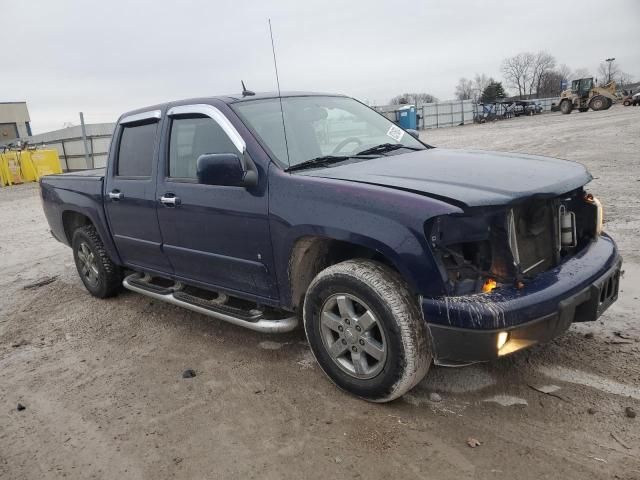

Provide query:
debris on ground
left=22, top=276, right=58, bottom=290
left=10, top=339, right=29, bottom=348
left=259, top=341, right=285, bottom=350
left=585, top=455, right=607, bottom=464
left=606, top=339, right=634, bottom=345
left=466, top=437, right=481, bottom=448
left=625, top=407, right=636, bottom=418
left=528, top=384, right=570, bottom=402
left=610, top=432, right=631, bottom=450
left=613, top=331, right=633, bottom=340
left=16, top=403, right=26, bottom=411
left=429, top=392, right=443, bottom=402
left=584, top=332, right=594, bottom=339
left=587, top=407, right=597, bottom=415
left=182, top=369, right=196, bottom=379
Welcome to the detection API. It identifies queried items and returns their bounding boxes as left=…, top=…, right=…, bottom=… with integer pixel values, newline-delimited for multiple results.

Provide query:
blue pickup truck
left=40, top=92, right=621, bottom=402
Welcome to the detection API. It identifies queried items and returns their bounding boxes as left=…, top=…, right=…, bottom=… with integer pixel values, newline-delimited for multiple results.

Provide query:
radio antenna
left=268, top=18, right=291, bottom=167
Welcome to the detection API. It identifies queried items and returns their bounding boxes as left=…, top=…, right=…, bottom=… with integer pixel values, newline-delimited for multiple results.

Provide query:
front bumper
left=423, top=235, right=621, bottom=365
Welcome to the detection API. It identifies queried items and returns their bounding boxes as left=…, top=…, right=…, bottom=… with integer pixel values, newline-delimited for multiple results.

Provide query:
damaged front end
left=427, top=187, right=602, bottom=296
left=422, top=187, right=619, bottom=365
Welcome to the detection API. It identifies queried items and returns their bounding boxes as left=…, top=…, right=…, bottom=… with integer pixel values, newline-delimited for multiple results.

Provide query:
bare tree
left=473, top=74, right=492, bottom=101
left=597, top=59, right=620, bottom=84
left=389, top=93, right=437, bottom=105
left=538, top=70, right=565, bottom=96
left=501, top=52, right=534, bottom=98
left=454, top=77, right=474, bottom=100
left=573, top=67, right=591, bottom=79
left=557, top=64, right=573, bottom=81
left=618, top=71, right=634, bottom=91
left=530, top=51, right=556, bottom=96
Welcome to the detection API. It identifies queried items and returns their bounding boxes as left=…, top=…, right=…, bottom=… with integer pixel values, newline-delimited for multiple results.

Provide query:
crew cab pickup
left=40, top=92, right=621, bottom=402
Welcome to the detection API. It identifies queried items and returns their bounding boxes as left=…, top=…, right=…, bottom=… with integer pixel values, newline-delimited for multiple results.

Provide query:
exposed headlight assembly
left=585, top=193, right=603, bottom=235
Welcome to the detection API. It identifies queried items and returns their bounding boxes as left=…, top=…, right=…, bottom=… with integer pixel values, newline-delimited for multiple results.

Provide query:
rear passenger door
left=104, top=111, right=173, bottom=274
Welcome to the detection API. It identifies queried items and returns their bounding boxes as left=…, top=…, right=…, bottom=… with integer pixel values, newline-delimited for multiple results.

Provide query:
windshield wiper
left=285, top=155, right=353, bottom=172
left=356, top=143, right=423, bottom=156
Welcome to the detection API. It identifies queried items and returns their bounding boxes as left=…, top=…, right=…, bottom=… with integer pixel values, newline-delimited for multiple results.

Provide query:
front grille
left=508, top=190, right=597, bottom=278
left=510, top=200, right=556, bottom=276
left=599, top=270, right=620, bottom=306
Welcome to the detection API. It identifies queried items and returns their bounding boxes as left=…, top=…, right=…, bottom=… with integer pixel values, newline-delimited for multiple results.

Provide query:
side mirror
left=406, top=129, right=420, bottom=140
left=196, top=153, right=257, bottom=187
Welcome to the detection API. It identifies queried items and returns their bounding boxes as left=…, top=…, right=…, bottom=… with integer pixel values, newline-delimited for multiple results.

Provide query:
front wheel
left=303, top=260, right=432, bottom=402
left=560, top=100, right=573, bottom=114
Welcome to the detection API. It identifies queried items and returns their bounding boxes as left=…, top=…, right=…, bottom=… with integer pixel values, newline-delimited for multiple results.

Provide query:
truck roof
left=119, top=91, right=345, bottom=121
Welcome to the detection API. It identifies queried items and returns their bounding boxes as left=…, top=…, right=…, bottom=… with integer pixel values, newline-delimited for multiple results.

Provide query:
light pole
left=605, top=57, right=616, bottom=83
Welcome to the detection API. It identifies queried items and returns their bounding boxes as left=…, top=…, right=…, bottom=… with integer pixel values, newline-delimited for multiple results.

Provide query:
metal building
left=0, top=102, right=32, bottom=143
left=27, top=123, right=115, bottom=171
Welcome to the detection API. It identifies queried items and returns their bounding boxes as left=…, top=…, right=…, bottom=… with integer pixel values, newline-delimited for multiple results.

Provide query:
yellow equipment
left=558, top=78, right=617, bottom=114
left=0, top=148, right=63, bottom=187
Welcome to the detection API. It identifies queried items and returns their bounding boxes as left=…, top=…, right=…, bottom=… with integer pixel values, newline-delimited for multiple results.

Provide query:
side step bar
left=122, top=274, right=297, bottom=333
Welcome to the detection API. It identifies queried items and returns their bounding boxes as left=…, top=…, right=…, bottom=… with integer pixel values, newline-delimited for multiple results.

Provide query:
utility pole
left=79, top=112, right=93, bottom=169
left=605, top=57, right=616, bottom=83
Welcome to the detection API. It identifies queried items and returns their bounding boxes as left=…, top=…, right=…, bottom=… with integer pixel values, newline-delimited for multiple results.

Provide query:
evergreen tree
left=481, top=82, right=507, bottom=103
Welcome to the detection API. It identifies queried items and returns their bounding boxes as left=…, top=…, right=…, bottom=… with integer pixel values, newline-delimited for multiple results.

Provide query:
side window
left=116, top=122, right=157, bottom=177
left=169, top=116, right=239, bottom=179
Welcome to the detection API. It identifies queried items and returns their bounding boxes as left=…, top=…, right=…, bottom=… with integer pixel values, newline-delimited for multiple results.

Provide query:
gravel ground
left=1, top=105, right=639, bottom=479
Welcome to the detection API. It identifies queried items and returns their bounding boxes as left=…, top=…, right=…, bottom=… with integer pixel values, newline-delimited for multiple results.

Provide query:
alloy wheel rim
left=77, top=242, right=99, bottom=287
left=319, top=293, right=387, bottom=379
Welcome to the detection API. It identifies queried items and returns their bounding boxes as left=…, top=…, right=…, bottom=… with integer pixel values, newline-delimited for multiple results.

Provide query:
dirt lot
left=1, top=106, right=639, bottom=479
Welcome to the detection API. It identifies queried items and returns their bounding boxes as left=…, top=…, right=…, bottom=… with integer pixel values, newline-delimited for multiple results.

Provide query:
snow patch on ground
left=483, top=395, right=528, bottom=407
left=538, top=365, right=640, bottom=400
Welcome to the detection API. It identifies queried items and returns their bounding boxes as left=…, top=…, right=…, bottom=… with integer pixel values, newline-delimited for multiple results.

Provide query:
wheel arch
left=287, top=233, right=416, bottom=311
left=62, top=210, right=93, bottom=244
left=61, top=207, right=122, bottom=265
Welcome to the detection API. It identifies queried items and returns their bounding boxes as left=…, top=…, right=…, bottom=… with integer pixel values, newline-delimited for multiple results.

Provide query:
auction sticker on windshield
left=386, top=125, right=405, bottom=142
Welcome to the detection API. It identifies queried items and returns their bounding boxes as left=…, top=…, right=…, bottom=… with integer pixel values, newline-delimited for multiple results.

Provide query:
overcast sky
left=3, top=0, right=639, bottom=134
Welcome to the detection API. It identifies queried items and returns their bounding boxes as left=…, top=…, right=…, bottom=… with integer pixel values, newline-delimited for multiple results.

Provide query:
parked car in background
left=622, top=92, right=640, bottom=106
left=517, top=100, right=543, bottom=115
left=40, top=92, right=621, bottom=402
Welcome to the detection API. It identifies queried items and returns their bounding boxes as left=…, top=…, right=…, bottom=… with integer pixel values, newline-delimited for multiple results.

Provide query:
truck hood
left=298, top=148, right=592, bottom=207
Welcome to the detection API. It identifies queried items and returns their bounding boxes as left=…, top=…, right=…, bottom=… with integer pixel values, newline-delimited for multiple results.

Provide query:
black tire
left=560, top=100, right=573, bottom=114
left=590, top=96, right=608, bottom=111
left=303, top=260, right=431, bottom=402
left=72, top=225, right=122, bottom=298
left=624, top=100, right=631, bottom=106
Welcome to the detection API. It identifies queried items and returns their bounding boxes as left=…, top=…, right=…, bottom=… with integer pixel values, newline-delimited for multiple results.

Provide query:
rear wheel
left=560, top=100, right=573, bottom=114
left=303, top=260, right=432, bottom=402
left=590, top=96, right=608, bottom=111
left=624, top=100, right=631, bottom=106
left=72, top=225, right=122, bottom=298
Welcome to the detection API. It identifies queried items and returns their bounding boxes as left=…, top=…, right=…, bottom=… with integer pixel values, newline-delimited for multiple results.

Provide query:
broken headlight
left=427, top=212, right=515, bottom=295
left=584, top=193, right=603, bottom=235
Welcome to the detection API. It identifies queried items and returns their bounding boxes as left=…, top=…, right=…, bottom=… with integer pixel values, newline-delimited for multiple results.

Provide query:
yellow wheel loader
left=558, top=78, right=617, bottom=114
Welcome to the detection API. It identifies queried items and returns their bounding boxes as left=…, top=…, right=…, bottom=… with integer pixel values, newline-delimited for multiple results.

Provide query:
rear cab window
left=116, top=122, right=158, bottom=177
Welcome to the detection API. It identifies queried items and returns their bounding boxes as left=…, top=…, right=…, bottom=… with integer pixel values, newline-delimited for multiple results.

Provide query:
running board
left=122, top=274, right=297, bottom=333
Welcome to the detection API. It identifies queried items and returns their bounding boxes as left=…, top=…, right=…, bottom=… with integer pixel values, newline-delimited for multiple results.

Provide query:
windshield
left=232, top=96, right=425, bottom=168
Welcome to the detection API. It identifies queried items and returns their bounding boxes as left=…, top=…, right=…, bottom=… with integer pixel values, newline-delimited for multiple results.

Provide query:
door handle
left=160, top=194, right=181, bottom=207
left=108, top=191, right=123, bottom=200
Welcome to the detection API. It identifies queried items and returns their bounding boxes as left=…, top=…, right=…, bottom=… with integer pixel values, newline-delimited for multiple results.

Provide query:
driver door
left=155, top=104, right=278, bottom=300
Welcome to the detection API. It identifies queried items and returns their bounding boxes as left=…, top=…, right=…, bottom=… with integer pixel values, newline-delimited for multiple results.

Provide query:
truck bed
left=40, top=169, right=110, bottom=251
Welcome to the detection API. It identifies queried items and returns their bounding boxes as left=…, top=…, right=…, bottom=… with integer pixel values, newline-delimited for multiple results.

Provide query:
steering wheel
left=331, top=137, right=362, bottom=155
